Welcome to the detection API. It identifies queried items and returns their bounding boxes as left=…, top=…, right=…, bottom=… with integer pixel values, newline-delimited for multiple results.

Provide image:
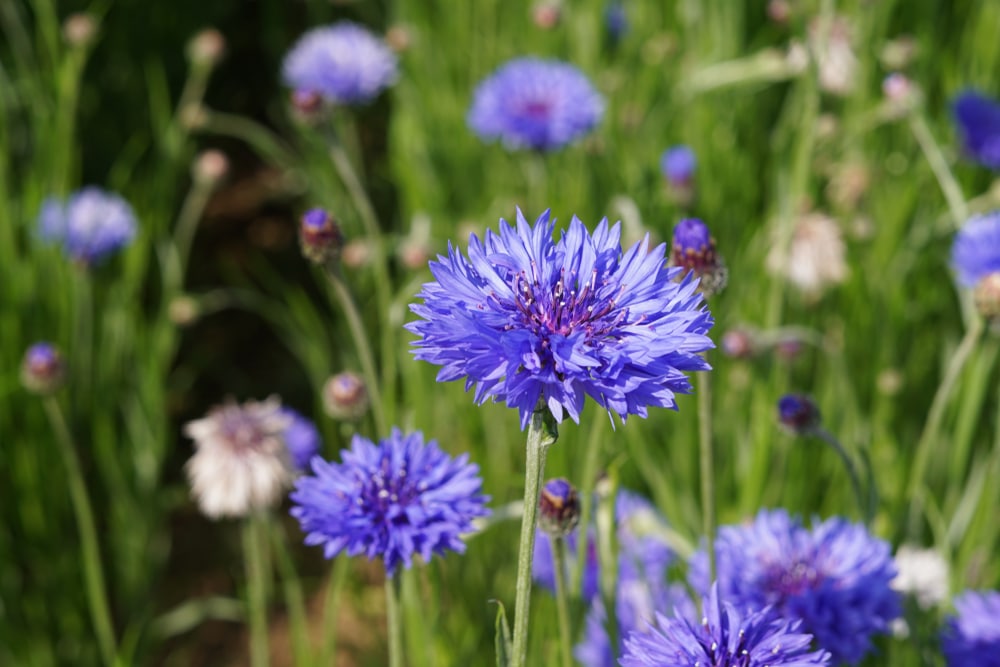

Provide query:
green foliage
left=3, top=0, right=1000, bottom=665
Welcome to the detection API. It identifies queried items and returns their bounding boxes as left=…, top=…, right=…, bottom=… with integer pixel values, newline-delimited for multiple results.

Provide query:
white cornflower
left=184, top=397, right=294, bottom=519
left=892, top=545, right=949, bottom=610
left=767, top=212, right=849, bottom=299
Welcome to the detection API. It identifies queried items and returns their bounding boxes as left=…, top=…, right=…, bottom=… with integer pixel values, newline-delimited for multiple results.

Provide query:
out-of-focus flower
left=766, top=212, right=848, bottom=299
left=882, top=73, right=916, bottom=109
left=384, top=25, right=412, bottom=53
left=281, top=408, right=321, bottom=472
left=21, top=342, right=66, bottom=395
left=532, top=2, right=561, bottom=29
left=534, top=490, right=673, bottom=602
left=604, top=2, right=628, bottom=42
left=777, top=393, right=821, bottom=435
left=721, top=328, right=758, bottom=359
left=827, top=162, right=870, bottom=211
left=620, top=584, right=832, bottom=667
left=767, top=0, right=792, bottom=24
left=290, top=429, right=489, bottom=574
left=975, top=272, right=1000, bottom=322
left=467, top=59, right=604, bottom=151
left=942, top=590, right=1000, bottom=667
left=406, top=209, right=714, bottom=429
left=38, top=187, right=137, bottom=265
left=538, top=478, right=580, bottom=537
left=951, top=211, right=1000, bottom=287
left=809, top=17, right=858, bottom=96
left=892, top=545, right=949, bottom=610
left=282, top=22, right=398, bottom=105
left=322, top=372, right=369, bottom=421
left=952, top=91, right=1000, bottom=170
left=660, top=145, right=697, bottom=188
left=184, top=398, right=294, bottom=519
left=690, top=508, right=900, bottom=665
left=671, top=218, right=726, bottom=296
left=299, top=208, right=344, bottom=265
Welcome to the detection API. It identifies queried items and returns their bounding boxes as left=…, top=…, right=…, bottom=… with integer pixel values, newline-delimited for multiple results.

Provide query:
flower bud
left=671, top=218, right=727, bottom=296
left=975, top=272, right=1000, bottom=322
left=532, top=3, right=561, bottom=29
left=63, top=13, right=98, bottom=48
left=721, top=328, right=758, bottom=359
left=777, top=394, right=821, bottom=435
left=660, top=145, right=696, bottom=206
left=192, top=149, right=229, bottom=187
left=299, top=208, right=344, bottom=265
left=384, top=26, right=412, bottom=53
left=169, top=295, right=201, bottom=327
left=322, top=372, right=369, bottom=421
left=291, top=89, right=325, bottom=124
left=21, top=342, right=66, bottom=395
left=187, top=28, right=226, bottom=69
left=539, top=478, right=580, bottom=537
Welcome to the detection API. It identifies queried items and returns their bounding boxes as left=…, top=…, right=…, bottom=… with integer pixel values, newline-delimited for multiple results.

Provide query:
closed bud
left=532, top=3, right=561, bottom=29
left=63, top=13, right=98, bottom=48
left=322, top=372, right=369, bottom=421
left=299, top=208, right=343, bottom=265
left=721, top=328, right=758, bottom=359
left=974, top=272, right=1000, bottom=322
left=538, top=478, right=580, bottom=537
left=169, top=295, right=201, bottom=327
left=671, top=218, right=727, bottom=296
left=291, top=89, right=325, bottom=124
left=192, top=149, right=229, bottom=187
left=187, top=28, right=225, bottom=69
left=21, top=342, right=66, bottom=395
left=777, top=393, right=821, bottom=435
left=384, top=26, right=412, bottom=53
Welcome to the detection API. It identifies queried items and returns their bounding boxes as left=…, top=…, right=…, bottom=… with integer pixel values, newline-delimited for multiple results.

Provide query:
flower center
left=763, top=559, right=822, bottom=598
left=360, top=455, right=421, bottom=525
left=520, top=99, right=553, bottom=119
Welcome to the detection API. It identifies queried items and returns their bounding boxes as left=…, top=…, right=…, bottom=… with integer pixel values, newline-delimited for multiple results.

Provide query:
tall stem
left=243, top=514, right=270, bottom=667
left=814, top=427, right=868, bottom=524
left=510, top=411, right=556, bottom=667
left=326, top=268, right=388, bottom=436
left=697, top=370, right=717, bottom=584
left=551, top=537, right=573, bottom=667
left=321, top=557, right=348, bottom=666
left=385, top=574, right=404, bottom=667
left=908, top=112, right=969, bottom=229
left=42, top=397, right=116, bottom=666
left=907, top=317, right=984, bottom=537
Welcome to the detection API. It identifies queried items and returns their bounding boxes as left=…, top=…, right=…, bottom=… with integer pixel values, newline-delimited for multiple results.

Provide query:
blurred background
left=3, top=0, right=1000, bottom=665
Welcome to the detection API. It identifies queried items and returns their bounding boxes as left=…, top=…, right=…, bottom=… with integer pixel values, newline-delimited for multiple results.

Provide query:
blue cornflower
left=282, top=22, right=398, bottom=105
left=406, top=209, right=714, bottom=429
left=620, top=585, right=831, bottom=667
left=660, top=145, right=697, bottom=186
left=38, top=187, right=137, bottom=264
left=21, top=342, right=66, bottom=395
left=280, top=408, right=321, bottom=472
left=468, top=58, right=604, bottom=151
left=777, top=393, right=822, bottom=435
left=951, top=211, right=1000, bottom=288
left=952, top=91, right=1000, bottom=170
left=604, top=2, right=628, bottom=42
left=942, top=590, right=1000, bottom=667
left=290, top=428, right=489, bottom=575
left=690, top=508, right=900, bottom=665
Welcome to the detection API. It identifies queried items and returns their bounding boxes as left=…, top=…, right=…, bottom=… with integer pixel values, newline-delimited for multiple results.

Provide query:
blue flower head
left=660, top=145, right=697, bottom=185
left=942, top=590, right=1000, bottom=667
left=406, top=209, right=714, bottom=429
left=951, top=212, right=1000, bottom=288
left=290, top=428, right=489, bottom=575
left=777, top=393, right=822, bottom=435
left=282, top=22, right=398, bottom=105
left=620, top=585, right=832, bottom=667
left=280, top=408, right=321, bottom=471
left=952, top=91, right=1000, bottom=170
left=21, top=341, right=66, bottom=394
left=468, top=58, right=604, bottom=151
left=690, top=508, right=900, bottom=665
left=38, top=187, right=137, bottom=264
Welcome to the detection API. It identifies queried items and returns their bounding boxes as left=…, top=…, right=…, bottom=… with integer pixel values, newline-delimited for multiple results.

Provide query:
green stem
left=321, top=557, right=348, bottom=666
left=243, top=515, right=270, bottom=667
left=909, top=112, right=969, bottom=228
left=42, top=397, right=116, bottom=666
left=551, top=537, right=573, bottom=667
left=510, top=411, right=556, bottom=667
left=326, top=268, right=388, bottom=436
left=269, top=521, right=311, bottom=667
left=327, top=131, right=397, bottom=427
left=907, top=317, right=984, bottom=537
left=814, top=427, right=868, bottom=524
left=697, top=370, right=717, bottom=584
left=385, top=574, right=404, bottom=667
